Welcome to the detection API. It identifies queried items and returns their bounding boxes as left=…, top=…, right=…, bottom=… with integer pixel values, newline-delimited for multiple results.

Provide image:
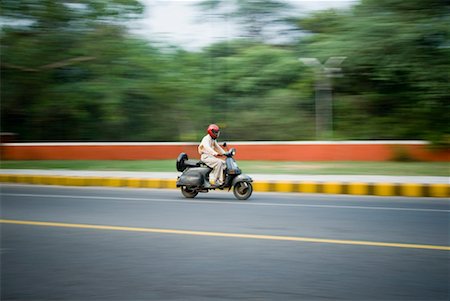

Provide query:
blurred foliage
left=1, top=0, right=449, bottom=143
left=196, top=0, right=296, bottom=42
left=298, top=0, right=450, bottom=143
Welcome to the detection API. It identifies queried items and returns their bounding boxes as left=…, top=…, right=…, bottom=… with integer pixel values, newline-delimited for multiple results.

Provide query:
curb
left=1, top=174, right=449, bottom=198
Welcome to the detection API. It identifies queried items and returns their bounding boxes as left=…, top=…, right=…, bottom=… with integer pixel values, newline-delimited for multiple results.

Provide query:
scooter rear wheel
left=181, top=187, right=198, bottom=198
left=233, top=182, right=253, bottom=200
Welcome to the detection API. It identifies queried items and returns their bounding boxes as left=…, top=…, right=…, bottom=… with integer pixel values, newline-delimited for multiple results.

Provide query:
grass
left=1, top=160, right=449, bottom=176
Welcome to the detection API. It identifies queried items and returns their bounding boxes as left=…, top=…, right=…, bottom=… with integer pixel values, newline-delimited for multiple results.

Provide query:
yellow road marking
left=1, top=219, right=449, bottom=251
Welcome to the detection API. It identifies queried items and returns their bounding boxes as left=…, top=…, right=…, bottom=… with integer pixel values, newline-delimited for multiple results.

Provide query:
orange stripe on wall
left=1, top=142, right=448, bottom=161
left=230, top=144, right=449, bottom=161
left=1, top=145, right=199, bottom=160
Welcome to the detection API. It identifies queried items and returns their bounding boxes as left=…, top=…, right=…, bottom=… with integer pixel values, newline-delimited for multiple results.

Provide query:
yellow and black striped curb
left=1, top=174, right=449, bottom=198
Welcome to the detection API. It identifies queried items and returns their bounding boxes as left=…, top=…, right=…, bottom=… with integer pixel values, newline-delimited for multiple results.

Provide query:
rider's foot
left=206, top=180, right=217, bottom=188
left=207, top=180, right=223, bottom=188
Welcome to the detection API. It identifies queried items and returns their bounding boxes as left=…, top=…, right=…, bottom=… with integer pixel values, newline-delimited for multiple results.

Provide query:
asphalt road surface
left=1, top=184, right=449, bottom=300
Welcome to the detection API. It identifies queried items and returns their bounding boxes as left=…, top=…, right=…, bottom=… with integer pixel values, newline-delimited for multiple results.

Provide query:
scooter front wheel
left=181, top=187, right=198, bottom=198
left=233, top=182, right=253, bottom=200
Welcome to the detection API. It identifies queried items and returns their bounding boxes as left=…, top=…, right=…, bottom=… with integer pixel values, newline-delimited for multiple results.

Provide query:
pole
left=299, top=57, right=346, bottom=140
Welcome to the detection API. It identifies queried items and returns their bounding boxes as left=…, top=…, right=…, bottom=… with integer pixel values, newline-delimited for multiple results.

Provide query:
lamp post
left=299, top=57, right=346, bottom=139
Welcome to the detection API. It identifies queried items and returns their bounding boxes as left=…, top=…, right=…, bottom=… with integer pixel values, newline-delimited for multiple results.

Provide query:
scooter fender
left=177, top=167, right=211, bottom=187
left=231, top=174, right=253, bottom=187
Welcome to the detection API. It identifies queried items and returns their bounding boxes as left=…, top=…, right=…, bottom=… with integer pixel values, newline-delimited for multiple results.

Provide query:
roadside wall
left=1, top=141, right=448, bottom=161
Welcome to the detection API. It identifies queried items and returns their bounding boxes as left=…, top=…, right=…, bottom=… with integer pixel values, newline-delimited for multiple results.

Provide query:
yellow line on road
left=1, top=219, right=449, bottom=251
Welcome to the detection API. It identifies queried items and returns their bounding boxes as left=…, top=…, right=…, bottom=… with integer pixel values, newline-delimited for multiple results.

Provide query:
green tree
left=297, top=0, right=450, bottom=142
left=2, top=0, right=448, bottom=143
left=199, top=41, right=314, bottom=140
left=196, top=0, right=296, bottom=42
left=1, top=0, right=144, bottom=140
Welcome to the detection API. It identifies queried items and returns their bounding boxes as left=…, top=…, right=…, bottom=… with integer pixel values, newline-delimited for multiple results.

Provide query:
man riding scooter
left=176, top=124, right=253, bottom=200
left=198, top=124, right=226, bottom=187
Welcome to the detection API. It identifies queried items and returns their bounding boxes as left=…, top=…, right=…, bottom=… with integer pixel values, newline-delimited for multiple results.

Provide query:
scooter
left=176, top=144, right=253, bottom=200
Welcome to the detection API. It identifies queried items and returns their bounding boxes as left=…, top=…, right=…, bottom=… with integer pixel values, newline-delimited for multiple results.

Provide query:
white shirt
left=198, top=135, right=225, bottom=156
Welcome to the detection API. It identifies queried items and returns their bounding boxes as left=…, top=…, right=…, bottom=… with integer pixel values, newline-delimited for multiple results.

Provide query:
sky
left=131, top=0, right=357, bottom=50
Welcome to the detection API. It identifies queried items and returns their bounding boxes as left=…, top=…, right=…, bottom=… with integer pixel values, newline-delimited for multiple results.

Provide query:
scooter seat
left=199, top=161, right=213, bottom=169
left=185, top=160, right=201, bottom=168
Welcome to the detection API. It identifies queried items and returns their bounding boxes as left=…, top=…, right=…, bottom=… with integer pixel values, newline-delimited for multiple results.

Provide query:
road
left=1, top=184, right=449, bottom=300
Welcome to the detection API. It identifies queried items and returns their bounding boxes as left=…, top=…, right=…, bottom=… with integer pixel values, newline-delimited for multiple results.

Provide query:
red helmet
left=207, top=124, right=220, bottom=139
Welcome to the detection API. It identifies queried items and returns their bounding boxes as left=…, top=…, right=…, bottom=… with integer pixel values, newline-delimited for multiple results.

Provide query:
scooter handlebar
left=224, top=148, right=236, bottom=157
